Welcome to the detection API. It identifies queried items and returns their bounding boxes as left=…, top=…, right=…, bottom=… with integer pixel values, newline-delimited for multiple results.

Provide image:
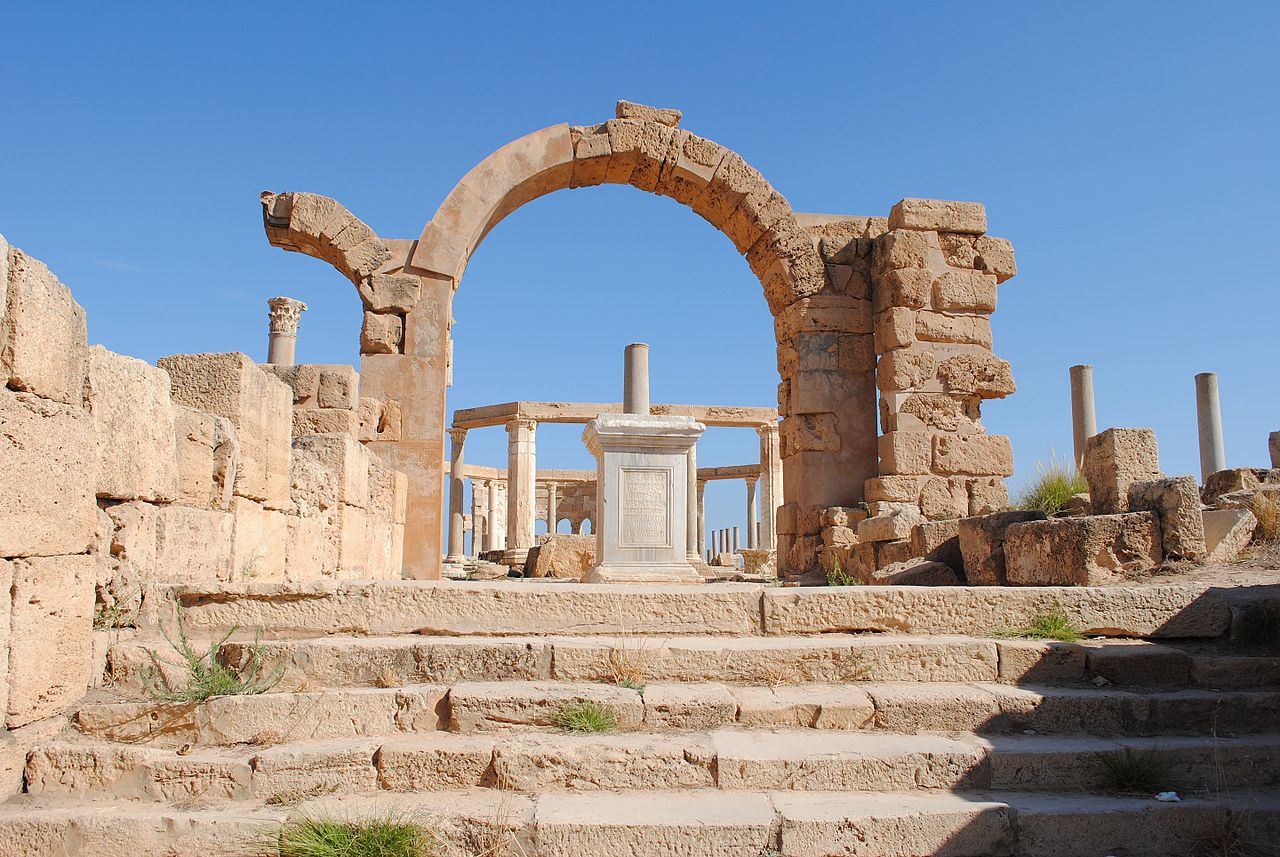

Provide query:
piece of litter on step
left=1155, top=791, right=1180, bottom=802
left=1091, top=675, right=1110, bottom=687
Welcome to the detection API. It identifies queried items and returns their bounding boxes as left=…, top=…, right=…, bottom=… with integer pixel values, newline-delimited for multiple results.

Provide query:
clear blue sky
left=3, top=2, right=1277, bottom=544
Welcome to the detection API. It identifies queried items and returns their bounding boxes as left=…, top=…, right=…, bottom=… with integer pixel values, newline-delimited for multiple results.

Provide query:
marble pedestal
left=582, top=413, right=704, bottom=584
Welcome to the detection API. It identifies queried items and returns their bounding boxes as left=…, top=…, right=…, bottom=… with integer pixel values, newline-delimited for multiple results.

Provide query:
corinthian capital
left=268, top=296, right=308, bottom=336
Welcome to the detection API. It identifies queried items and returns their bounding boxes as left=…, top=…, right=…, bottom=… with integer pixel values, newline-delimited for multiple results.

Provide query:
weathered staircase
left=3, top=579, right=1279, bottom=856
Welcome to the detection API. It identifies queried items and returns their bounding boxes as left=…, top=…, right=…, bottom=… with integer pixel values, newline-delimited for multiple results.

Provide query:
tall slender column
left=696, top=479, right=707, bottom=562
left=686, top=446, right=700, bottom=564
left=487, top=479, right=502, bottom=551
left=1195, top=372, right=1227, bottom=482
left=745, top=478, right=758, bottom=549
left=446, top=428, right=467, bottom=563
left=1069, top=365, right=1097, bottom=471
left=266, top=297, right=307, bottom=366
left=476, top=480, right=491, bottom=554
left=624, top=343, right=650, bottom=415
left=731, top=527, right=740, bottom=553
left=757, top=424, right=782, bottom=551
left=504, top=418, right=537, bottom=566
left=546, top=481, right=559, bottom=536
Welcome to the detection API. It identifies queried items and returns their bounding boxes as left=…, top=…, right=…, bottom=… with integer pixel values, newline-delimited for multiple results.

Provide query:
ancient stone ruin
left=0, top=101, right=1278, bottom=854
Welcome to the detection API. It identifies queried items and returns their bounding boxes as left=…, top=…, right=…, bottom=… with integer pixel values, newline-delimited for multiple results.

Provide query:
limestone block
left=872, top=268, right=932, bottom=313
left=876, top=230, right=941, bottom=273
left=1128, top=476, right=1207, bottom=561
left=968, top=476, right=1011, bottom=516
left=875, top=538, right=918, bottom=567
left=915, top=312, right=993, bottom=347
left=877, top=348, right=935, bottom=392
left=1082, top=428, right=1162, bottom=514
left=779, top=414, right=841, bottom=455
left=1202, top=467, right=1272, bottom=505
left=357, top=397, right=403, bottom=442
left=1004, top=513, right=1163, bottom=585
left=893, top=392, right=980, bottom=433
left=919, top=476, right=969, bottom=519
left=262, top=364, right=320, bottom=405
left=7, top=555, right=94, bottom=728
left=2, top=248, right=87, bottom=405
left=910, top=519, right=963, bottom=569
left=933, top=434, right=1015, bottom=477
left=938, top=233, right=978, bottom=268
left=873, top=307, right=915, bottom=352
left=292, top=434, right=370, bottom=508
left=0, top=390, right=95, bottom=557
left=284, top=513, right=328, bottom=581
left=773, top=295, right=872, bottom=340
left=864, top=475, right=925, bottom=503
left=888, top=199, right=987, bottom=234
left=932, top=270, right=998, bottom=313
left=822, top=526, right=858, bottom=547
left=789, top=369, right=851, bottom=415
left=336, top=505, right=369, bottom=577
left=360, top=312, right=403, bottom=354
left=103, top=501, right=161, bottom=589
left=86, top=346, right=178, bottom=502
left=871, top=559, right=962, bottom=586
left=158, top=353, right=291, bottom=509
left=570, top=124, right=611, bottom=188
left=878, top=431, right=932, bottom=476
left=293, top=408, right=358, bottom=437
left=937, top=352, right=1016, bottom=398
left=230, top=498, right=287, bottom=583
left=643, top=683, right=736, bottom=730
left=364, top=513, right=396, bottom=580
left=857, top=507, right=925, bottom=543
left=974, top=235, right=1017, bottom=282
left=615, top=100, right=682, bottom=127
left=821, top=506, right=867, bottom=528
left=173, top=406, right=238, bottom=510
left=1203, top=509, right=1258, bottom=564
left=959, top=510, right=1048, bottom=586
left=155, top=505, right=234, bottom=583
left=529, top=534, right=595, bottom=579
left=317, top=367, right=358, bottom=409
left=359, top=273, right=421, bottom=314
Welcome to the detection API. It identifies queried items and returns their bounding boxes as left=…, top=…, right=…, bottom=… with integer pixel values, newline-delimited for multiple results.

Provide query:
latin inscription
left=621, top=468, right=670, bottom=547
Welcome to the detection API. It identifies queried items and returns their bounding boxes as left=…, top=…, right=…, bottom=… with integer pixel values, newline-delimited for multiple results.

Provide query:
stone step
left=26, top=730, right=1280, bottom=802
left=4, top=786, right=1278, bottom=857
left=139, top=578, right=1258, bottom=639
left=106, top=631, right=1280, bottom=695
left=74, top=680, right=1280, bottom=747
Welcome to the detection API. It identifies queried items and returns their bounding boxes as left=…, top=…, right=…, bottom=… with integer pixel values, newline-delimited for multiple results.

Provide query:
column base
left=501, top=548, right=531, bottom=567
left=582, top=562, right=704, bottom=584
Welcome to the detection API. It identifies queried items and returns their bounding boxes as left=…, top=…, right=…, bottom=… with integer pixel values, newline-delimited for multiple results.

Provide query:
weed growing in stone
left=605, top=635, right=662, bottom=692
left=996, top=607, right=1084, bottom=642
left=1098, top=745, right=1174, bottom=795
left=826, top=559, right=861, bottom=587
left=272, top=814, right=441, bottom=857
left=1017, top=457, right=1087, bottom=516
left=550, top=700, right=618, bottom=733
left=142, top=605, right=282, bottom=703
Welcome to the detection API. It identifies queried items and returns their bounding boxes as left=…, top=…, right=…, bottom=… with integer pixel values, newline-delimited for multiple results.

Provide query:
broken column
left=1195, top=372, right=1226, bottom=483
left=583, top=344, right=703, bottom=583
left=1069, top=364, right=1097, bottom=470
left=266, top=297, right=307, bottom=366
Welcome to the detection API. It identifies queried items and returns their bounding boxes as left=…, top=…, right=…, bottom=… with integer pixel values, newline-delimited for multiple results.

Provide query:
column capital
left=448, top=427, right=468, bottom=444
left=507, top=416, right=538, bottom=433
left=267, top=296, right=308, bottom=336
left=756, top=422, right=779, bottom=439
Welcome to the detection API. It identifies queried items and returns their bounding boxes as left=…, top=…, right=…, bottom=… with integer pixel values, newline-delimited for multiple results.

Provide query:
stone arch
left=261, top=102, right=883, bottom=579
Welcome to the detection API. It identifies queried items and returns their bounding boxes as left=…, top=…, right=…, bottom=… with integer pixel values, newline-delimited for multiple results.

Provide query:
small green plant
left=826, top=559, right=862, bottom=587
left=996, top=607, right=1084, bottom=642
left=550, top=700, right=618, bottom=733
left=1098, top=745, right=1174, bottom=795
left=93, top=585, right=142, bottom=631
left=272, top=814, right=440, bottom=857
left=1016, top=457, right=1088, bottom=516
left=141, top=606, right=283, bottom=703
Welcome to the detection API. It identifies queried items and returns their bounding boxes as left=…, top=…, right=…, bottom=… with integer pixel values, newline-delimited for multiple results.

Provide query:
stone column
left=475, top=480, right=491, bottom=554
left=624, top=343, right=650, bottom=415
left=546, top=481, right=559, bottom=536
left=503, top=418, right=537, bottom=566
left=486, top=479, right=501, bottom=551
left=266, top=297, right=307, bottom=366
left=685, top=446, right=700, bottom=564
left=745, top=478, right=758, bottom=549
left=445, top=428, right=467, bottom=564
left=1195, top=372, right=1227, bottom=482
left=1069, top=364, right=1097, bottom=471
left=757, top=424, right=782, bottom=551
left=731, top=527, right=740, bottom=553
left=696, top=479, right=707, bottom=562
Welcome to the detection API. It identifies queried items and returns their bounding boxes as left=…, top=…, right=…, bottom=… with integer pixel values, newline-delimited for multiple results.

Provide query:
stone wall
left=0, top=235, right=406, bottom=793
